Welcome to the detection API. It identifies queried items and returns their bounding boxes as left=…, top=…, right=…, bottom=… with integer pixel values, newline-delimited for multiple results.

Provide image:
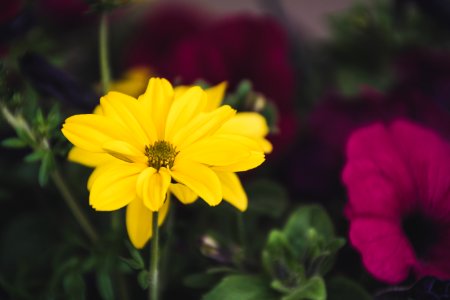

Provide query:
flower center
left=144, top=140, right=178, bottom=170
left=402, top=212, right=440, bottom=260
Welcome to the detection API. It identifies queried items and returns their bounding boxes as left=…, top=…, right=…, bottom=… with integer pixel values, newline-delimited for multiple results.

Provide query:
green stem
left=149, top=211, right=159, bottom=300
left=98, top=9, right=130, bottom=300
left=51, top=168, right=99, bottom=243
left=99, top=12, right=111, bottom=93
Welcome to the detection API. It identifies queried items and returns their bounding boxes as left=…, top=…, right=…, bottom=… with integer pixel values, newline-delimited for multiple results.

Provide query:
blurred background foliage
left=0, top=0, right=450, bottom=299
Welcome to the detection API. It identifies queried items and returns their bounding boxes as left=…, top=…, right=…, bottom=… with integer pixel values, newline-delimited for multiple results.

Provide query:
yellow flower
left=174, top=82, right=272, bottom=211
left=62, top=78, right=265, bottom=248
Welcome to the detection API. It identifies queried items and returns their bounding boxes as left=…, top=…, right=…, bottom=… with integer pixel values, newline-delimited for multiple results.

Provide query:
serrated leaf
left=1, top=137, right=27, bottom=148
left=282, top=276, right=326, bottom=300
left=203, top=275, right=278, bottom=300
left=327, top=276, right=371, bottom=300
left=138, top=270, right=150, bottom=290
left=96, top=270, right=115, bottom=300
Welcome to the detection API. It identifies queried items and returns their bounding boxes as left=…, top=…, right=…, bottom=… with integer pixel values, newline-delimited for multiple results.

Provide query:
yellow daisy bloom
left=62, top=78, right=265, bottom=248
left=174, top=82, right=273, bottom=211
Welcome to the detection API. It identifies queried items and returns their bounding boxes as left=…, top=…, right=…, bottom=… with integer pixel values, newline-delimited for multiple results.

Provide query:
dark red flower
left=343, top=120, right=450, bottom=283
left=125, top=4, right=295, bottom=112
left=125, top=4, right=297, bottom=157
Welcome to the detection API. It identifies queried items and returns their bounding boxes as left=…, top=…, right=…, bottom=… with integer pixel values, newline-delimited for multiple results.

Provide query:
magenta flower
left=343, top=120, right=450, bottom=284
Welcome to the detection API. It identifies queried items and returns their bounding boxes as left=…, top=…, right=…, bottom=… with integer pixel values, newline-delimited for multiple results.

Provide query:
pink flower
left=343, top=120, right=450, bottom=284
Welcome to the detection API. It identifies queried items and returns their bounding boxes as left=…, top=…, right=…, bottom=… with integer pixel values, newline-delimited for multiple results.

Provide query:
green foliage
left=223, top=80, right=278, bottom=131
left=138, top=270, right=150, bottom=290
left=203, top=275, right=279, bottom=300
left=1, top=137, right=28, bottom=148
left=203, top=205, right=346, bottom=300
left=1, top=100, right=64, bottom=186
left=281, top=277, right=326, bottom=300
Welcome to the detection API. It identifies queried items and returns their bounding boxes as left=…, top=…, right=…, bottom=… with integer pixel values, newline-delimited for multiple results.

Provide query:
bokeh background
left=1, top=0, right=449, bottom=299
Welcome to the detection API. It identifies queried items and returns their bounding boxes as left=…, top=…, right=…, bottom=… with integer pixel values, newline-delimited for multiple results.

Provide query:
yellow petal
left=110, top=67, right=152, bottom=97
left=126, top=198, right=153, bottom=249
left=165, top=86, right=206, bottom=141
left=138, top=78, right=174, bottom=139
left=215, top=172, right=248, bottom=211
left=178, top=135, right=253, bottom=166
left=93, top=105, right=103, bottom=115
left=169, top=160, right=222, bottom=206
left=173, top=86, right=190, bottom=99
left=170, top=183, right=198, bottom=204
left=171, top=105, right=236, bottom=150
left=213, top=133, right=263, bottom=152
left=217, top=112, right=272, bottom=153
left=136, top=167, right=171, bottom=211
left=218, top=112, right=269, bottom=138
left=126, top=196, right=170, bottom=249
left=102, top=140, right=147, bottom=164
left=68, top=146, right=113, bottom=167
left=62, top=114, right=134, bottom=152
left=89, top=163, right=146, bottom=211
left=100, top=91, right=156, bottom=146
left=205, top=82, right=227, bottom=112
left=212, top=151, right=265, bottom=172
left=87, top=163, right=113, bottom=190
left=259, top=138, right=273, bottom=153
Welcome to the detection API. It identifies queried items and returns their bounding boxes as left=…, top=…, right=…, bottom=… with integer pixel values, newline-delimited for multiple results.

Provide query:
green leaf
left=259, top=101, right=278, bottom=132
left=120, top=257, right=143, bottom=270
left=24, top=150, right=46, bottom=162
left=35, top=108, right=45, bottom=126
left=1, top=137, right=27, bottom=148
left=309, top=238, right=346, bottom=276
left=203, top=275, right=279, bottom=300
left=63, top=272, right=86, bottom=300
left=247, top=179, right=288, bottom=218
left=38, top=152, right=54, bottom=186
left=281, top=277, right=326, bottom=300
left=96, top=270, right=115, bottom=300
left=235, top=80, right=252, bottom=99
left=262, top=230, right=299, bottom=279
left=327, top=276, right=371, bottom=300
left=183, top=272, right=222, bottom=289
left=138, top=270, right=150, bottom=290
left=15, top=128, right=35, bottom=146
left=125, top=241, right=145, bottom=270
left=283, top=205, right=334, bottom=259
left=336, top=68, right=392, bottom=97
left=47, top=104, right=61, bottom=130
